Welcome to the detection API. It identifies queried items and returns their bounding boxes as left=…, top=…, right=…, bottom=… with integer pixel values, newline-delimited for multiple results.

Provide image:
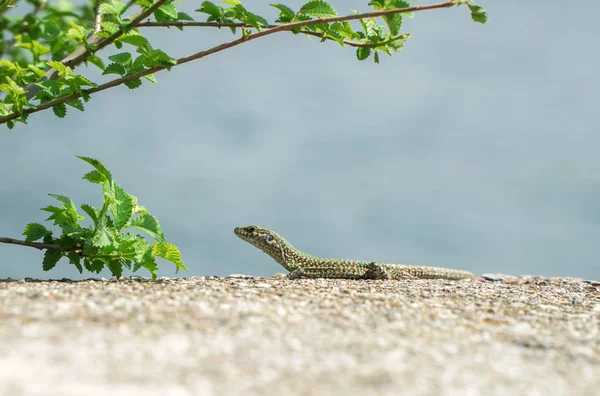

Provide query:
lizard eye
left=264, top=234, right=274, bottom=244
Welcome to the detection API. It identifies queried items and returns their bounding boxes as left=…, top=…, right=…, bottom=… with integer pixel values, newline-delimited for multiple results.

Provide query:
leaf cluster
left=23, top=156, right=187, bottom=279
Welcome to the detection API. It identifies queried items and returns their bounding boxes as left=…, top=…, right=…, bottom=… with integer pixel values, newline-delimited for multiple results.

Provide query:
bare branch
left=0, top=237, right=61, bottom=251
left=1, top=0, right=456, bottom=125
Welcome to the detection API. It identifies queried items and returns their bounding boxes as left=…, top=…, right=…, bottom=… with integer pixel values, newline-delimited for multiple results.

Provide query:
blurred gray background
left=1, top=0, right=599, bottom=280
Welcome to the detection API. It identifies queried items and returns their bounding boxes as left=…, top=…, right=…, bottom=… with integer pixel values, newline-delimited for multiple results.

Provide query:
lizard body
left=234, top=225, right=474, bottom=280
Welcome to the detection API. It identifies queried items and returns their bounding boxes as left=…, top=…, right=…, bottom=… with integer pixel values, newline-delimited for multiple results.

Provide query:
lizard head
left=234, top=225, right=288, bottom=264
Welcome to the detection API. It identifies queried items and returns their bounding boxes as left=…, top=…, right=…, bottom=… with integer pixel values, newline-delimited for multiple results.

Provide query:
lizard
left=234, top=225, right=474, bottom=280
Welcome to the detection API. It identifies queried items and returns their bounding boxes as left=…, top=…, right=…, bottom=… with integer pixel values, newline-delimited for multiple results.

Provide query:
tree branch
left=137, top=21, right=402, bottom=49
left=93, top=0, right=103, bottom=34
left=0, top=237, right=61, bottom=251
left=1, top=0, right=456, bottom=125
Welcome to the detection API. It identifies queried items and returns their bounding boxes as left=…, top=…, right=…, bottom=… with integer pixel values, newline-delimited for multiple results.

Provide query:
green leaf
left=103, top=63, right=127, bottom=76
left=118, top=34, right=151, bottom=51
left=43, top=250, right=62, bottom=271
left=356, top=47, right=371, bottom=60
left=46, top=61, right=71, bottom=76
left=129, top=214, right=165, bottom=242
left=87, top=56, right=106, bottom=70
left=66, top=251, right=83, bottom=273
left=112, top=182, right=135, bottom=230
left=143, top=74, right=158, bottom=84
left=52, top=103, right=67, bottom=118
left=468, top=4, right=488, bottom=23
left=23, top=223, right=51, bottom=242
left=153, top=241, right=187, bottom=273
left=124, top=79, right=142, bottom=89
left=92, top=225, right=114, bottom=247
left=67, top=23, right=88, bottom=42
left=271, top=3, right=295, bottom=23
left=77, top=156, right=112, bottom=183
left=196, top=1, right=223, bottom=18
left=81, top=204, right=100, bottom=227
left=84, top=258, right=105, bottom=273
left=41, top=199, right=80, bottom=225
left=82, top=170, right=108, bottom=184
left=177, top=12, right=194, bottom=21
left=374, top=50, right=380, bottom=64
left=108, top=52, right=133, bottom=67
left=49, top=194, right=81, bottom=221
left=139, top=247, right=158, bottom=279
left=120, top=234, right=150, bottom=262
left=99, top=0, right=126, bottom=16
left=298, top=0, right=337, bottom=18
left=66, top=99, right=85, bottom=112
left=106, top=259, right=123, bottom=278
left=155, top=3, right=179, bottom=22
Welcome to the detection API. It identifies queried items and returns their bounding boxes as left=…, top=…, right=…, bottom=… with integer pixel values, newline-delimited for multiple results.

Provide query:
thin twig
left=0, top=237, right=61, bottom=251
left=137, top=21, right=402, bottom=48
left=92, top=0, right=103, bottom=34
left=1, top=1, right=455, bottom=125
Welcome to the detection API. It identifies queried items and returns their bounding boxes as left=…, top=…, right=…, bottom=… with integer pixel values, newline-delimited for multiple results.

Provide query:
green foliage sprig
left=0, top=0, right=487, bottom=128
left=12, top=156, right=187, bottom=279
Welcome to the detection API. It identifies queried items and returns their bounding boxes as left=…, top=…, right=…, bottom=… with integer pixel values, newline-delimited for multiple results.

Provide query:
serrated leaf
left=108, top=52, right=133, bottom=67
left=66, top=98, right=84, bottom=112
left=67, top=23, right=88, bottom=41
left=112, top=182, right=134, bottom=230
left=23, top=223, right=51, bottom=242
left=80, top=204, right=99, bottom=226
left=356, top=47, right=371, bottom=60
left=77, top=156, right=112, bottom=183
left=66, top=251, right=83, bottom=273
left=103, top=63, right=127, bottom=76
left=49, top=194, right=78, bottom=214
left=100, top=21, right=120, bottom=34
left=41, top=205, right=71, bottom=225
left=120, top=234, right=149, bottom=262
left=52, top=103, right=66, bottom=118
left=177, top=12, right=194, bottom=21
left=129, top=214, right=165, bottom=242
left=82, top=170, right=108, bottom=184
left=468, top=4, right=488, bottom=23
left=124, top=79, right=142, bottom=89
left=84, top=258, right=106, bottom=273
left=106, top=259, right=123, bottom=278
left=143, top=74, right=158, bottom=84
left=153, top=241, right=187, bottom=273
left=138, top=247, right=158, bottom=279
left=298, top=0, right=337, bottom=18
left=87, top=55, right=106, bottom=70
left=43, top=250, right=62, bottom=271
left=155, top=3, right=178, bottom=21
left=27, top=64, right=46, bottom=78
left=271, top=3, right=295, bottom=23
left=118, top=34, right=151, bottom=50
left=196, top=1, right=223, bottom=17
left=92, top=225, right=114, bottom=247
left=46, top=61, right=70, bottom=76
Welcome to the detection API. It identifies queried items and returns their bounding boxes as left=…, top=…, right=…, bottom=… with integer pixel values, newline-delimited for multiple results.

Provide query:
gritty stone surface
left=0, top=276, right=599, bottom=396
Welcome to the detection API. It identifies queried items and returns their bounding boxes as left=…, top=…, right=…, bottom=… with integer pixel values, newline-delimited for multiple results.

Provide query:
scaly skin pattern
left=234, top=225, right=474, bottom=280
